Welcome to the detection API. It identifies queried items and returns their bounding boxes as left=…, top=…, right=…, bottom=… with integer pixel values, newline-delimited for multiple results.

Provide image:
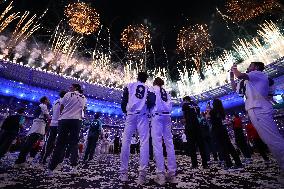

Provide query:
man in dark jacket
left=182, top=96, right=208, bottom=169
left=0, top=108, right=25, bottom=159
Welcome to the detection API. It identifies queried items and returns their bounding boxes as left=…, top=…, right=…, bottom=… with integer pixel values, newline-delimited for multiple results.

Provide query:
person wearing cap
left=47, top=84, right=87, bottom=176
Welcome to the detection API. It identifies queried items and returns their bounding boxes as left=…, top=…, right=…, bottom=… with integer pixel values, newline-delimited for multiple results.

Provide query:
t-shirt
left=50, top=98, right=62, bottom=127
left=87, top=119, right=102, bottom=137
left=245, top=71, right=271, bottom=110
left=246, top=123, right=260, bottom=139
left=59, top=91, right=87, bottom=120
left=232, top=117, right=242, bottom=129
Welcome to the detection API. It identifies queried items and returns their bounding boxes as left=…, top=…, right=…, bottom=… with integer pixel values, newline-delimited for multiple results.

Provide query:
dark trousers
left=41, top=126, right=58, bottom=163
left=185, top=125, right=208, bottom=167
left=114, top=138, right=120, bottom=154
left=48, top=119, right=81, bottom=170
left=234, top=129, right=251, bottom=158
left=15, top=133, right=42, bottom=164
left=213, top=127, right=242, bottom=167
left=83, top=133, right=99, bottom=161
left=0, top=131, right=17, bottom=159
left=130, top=144, right=136, bottom=154
left=253, top=138, right=269, bottom=161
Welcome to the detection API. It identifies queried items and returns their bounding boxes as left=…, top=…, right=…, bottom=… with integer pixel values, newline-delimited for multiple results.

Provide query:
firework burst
left=64, top=2, right=100, bottom=35
left=177, top=24, right=212, bottom=70
left=224, top=0, right=280, bottom=22
left=121, top=24, right=151, bottom=53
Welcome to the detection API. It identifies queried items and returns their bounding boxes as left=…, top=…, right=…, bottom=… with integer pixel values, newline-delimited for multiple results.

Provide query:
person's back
left=149, top=85, right=172, bottom=114
left=233, top=116, right=242, bottom=129
left=60, top=90, right=86, bottom=120
left=1, top=114, right=23, bottom=134
left=124, top=81, right=148, bottom=114
left=88, top=118, right=102, bottom=137
left=119, top=72, right=150, bottom=184
left=182, top=100, right=200, bottom=127
left=209, top=109, right=224, bottom=130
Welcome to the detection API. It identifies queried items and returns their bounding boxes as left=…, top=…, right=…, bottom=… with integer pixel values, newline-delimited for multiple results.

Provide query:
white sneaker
left=167, top=175, right=178, bottom=184
left=137, top=174, right=147, bottom=185
left=154, top=173, right=166, bottom=186
left=14, top=162, right=28, bottom=168
left=55, top=164, right=62, bottom=171
left=27, top=157, right=34, bottom=164
left=243, top=158, right=253, bottom=164
left=45, top=169, right=54, bottom=177
left=70, top=166, right=79, bottom=176
left=119, top=173, right=128, bottom=182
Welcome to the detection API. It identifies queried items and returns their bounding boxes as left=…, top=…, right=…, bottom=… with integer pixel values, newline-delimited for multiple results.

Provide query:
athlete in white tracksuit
left=148, top=77, right=177, bottom=185
left=120, top=72, right=150, bottom=184
left=231, top=62, right=284, bottom=184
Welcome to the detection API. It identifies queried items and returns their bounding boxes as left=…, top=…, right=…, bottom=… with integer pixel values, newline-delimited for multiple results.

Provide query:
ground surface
left=0, top=153, right=283, bottom=189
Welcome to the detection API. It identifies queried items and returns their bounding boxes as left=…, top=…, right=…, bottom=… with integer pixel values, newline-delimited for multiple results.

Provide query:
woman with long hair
left=210, top=99, right=242, bottom=169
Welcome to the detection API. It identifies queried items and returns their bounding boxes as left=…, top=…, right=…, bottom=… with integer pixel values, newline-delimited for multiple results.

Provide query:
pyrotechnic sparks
left=64, top=2, right=100, bottom=35
left=258, top=20, right=284, bottom=56
left=176, top=20, right=284, bottom=97
left=0, top=15, right=283, bottom=99
left=0, top=1, right=20, bottom=33
left=5, top=10, right=44, bottom=53
left=177, top=24, right=212, bottom=70
left=49, top=24, right=83, bottom=70
left=121, top=24, right=151, bottom=53
left=224, top=0, right=280, bottom=22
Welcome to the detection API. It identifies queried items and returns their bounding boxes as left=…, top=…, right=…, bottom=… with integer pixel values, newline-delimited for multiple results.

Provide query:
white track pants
left=248, top=106, right=284, bottom=171
left=120, top=114, right=149, bottom=174
left=151, top=115, right=177, bottom=175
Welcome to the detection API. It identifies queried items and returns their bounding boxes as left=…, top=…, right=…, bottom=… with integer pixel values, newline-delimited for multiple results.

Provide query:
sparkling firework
left=64, top=2, right=100, bottom=35
left=0, top=1, right=20, bottom=33
left=50, top=24, right=83, bottom=70
left=176, top=20, right=284, bottom=97
left=6, top=10, right=44, bottom=51
left=121, top=24, right=151, bottom=53
left=177, top=24, right=212, bottom=70
left=224, top=0, right=280, bottom=22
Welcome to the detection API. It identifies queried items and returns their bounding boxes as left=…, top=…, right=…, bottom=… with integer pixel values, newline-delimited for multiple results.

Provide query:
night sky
left=2, top=0, right=282, bottom=79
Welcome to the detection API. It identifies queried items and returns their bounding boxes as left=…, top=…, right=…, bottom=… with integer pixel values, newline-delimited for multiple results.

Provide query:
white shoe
left=243, top=158, right=253, bottom=164
left=70, top=166, right=79, bottom=176
left=137, top=174, right=147, bottom=185
left=27, top=157, right=34, bottom=163
left=119, top=173, right=128, bottom=182
left=167, top=175, right=178, bottom=184
left=14, top=162, right=28, bottom=168
left=154, top=173, right=166, bottom=186
left=45, top=169, right=54, bottom=177
left=31, top=162, right=43, bottom=169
